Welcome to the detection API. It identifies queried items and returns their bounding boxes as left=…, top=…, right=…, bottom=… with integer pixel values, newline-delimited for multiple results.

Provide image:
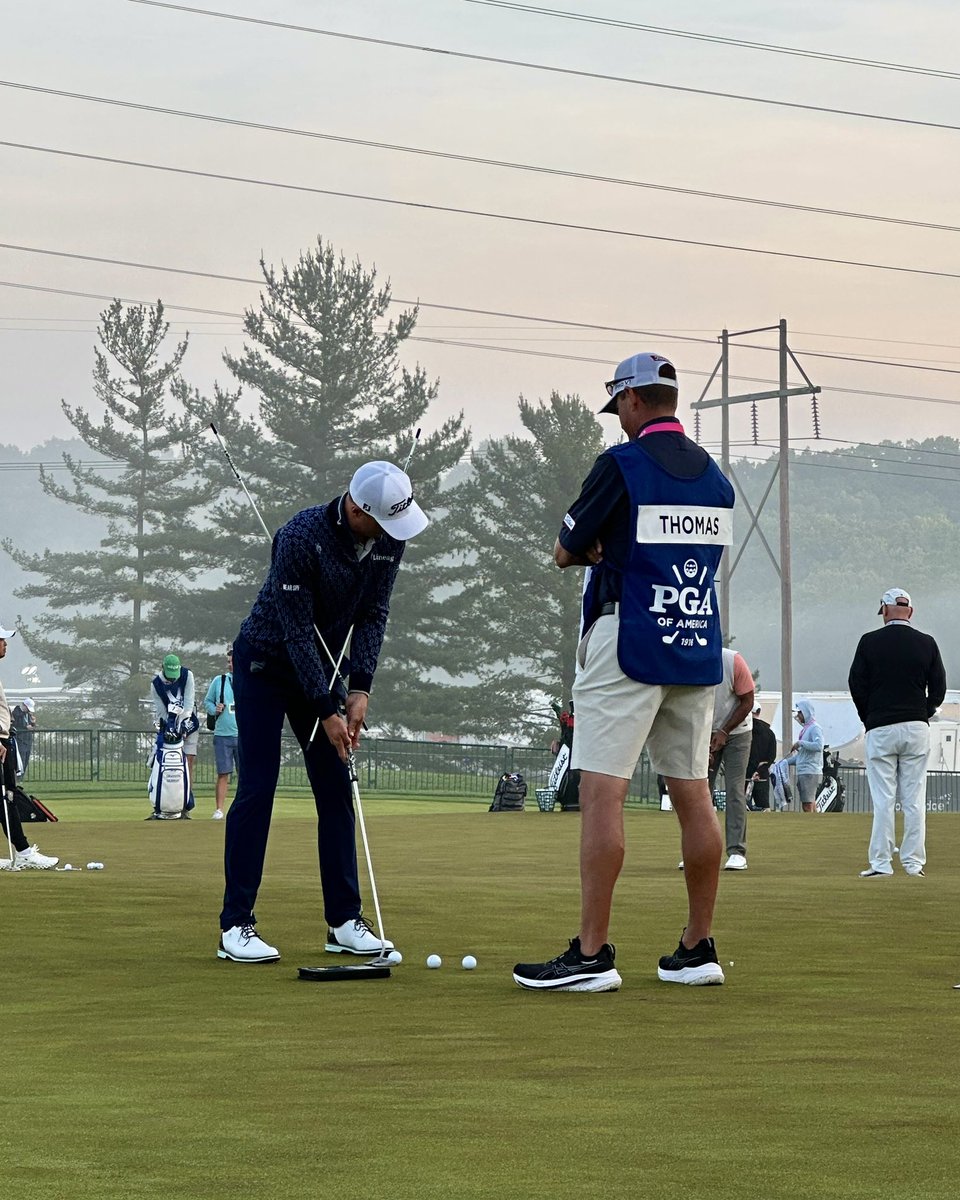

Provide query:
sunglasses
left=604, top=375, right=634, bottom=397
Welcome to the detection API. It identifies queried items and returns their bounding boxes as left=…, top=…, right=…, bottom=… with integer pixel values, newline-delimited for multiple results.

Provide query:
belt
left=599, top=601, right=620, bottom=616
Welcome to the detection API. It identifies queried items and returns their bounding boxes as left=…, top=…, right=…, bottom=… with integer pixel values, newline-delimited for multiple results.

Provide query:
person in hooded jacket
left=780, top=699, right=825, bottom=812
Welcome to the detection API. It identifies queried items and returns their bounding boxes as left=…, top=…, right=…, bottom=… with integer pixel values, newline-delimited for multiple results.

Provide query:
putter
left=402, top=427, right=422, bottom=473
left=1, top=785, right=17, bottom=871
left=299, top=963, right=390, bottom=982
left=347, top=749, right=392, bottom=966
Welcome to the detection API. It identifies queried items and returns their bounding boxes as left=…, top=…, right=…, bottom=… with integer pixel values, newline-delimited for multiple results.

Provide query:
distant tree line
left=4, top=235, right=958, bottom=740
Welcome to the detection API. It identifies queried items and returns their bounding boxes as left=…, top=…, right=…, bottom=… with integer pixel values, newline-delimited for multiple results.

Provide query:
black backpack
left=489, top=773, right=527, bottom=812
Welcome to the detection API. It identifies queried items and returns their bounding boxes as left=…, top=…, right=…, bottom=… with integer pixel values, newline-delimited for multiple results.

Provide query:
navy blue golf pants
left=220, top=633, right=361, bottom=931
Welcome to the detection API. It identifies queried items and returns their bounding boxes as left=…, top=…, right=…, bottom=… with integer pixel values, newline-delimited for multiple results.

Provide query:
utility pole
left=691, top=320, right=819, bottom=756
left=778, top=319, right=794, bottom=759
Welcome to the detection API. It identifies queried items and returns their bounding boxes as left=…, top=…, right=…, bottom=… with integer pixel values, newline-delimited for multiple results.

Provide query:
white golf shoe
left=325, top=916, right=395, bottom=955
left=15, top=845, right=59, bottom=870
left=211, top=810, right=224, bottom=820
left=724, top=853, right=748, bottom=871
left=217, top=923, right=281, bottom=963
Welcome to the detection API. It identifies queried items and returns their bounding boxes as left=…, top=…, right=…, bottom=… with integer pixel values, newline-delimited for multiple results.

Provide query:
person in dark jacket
left=848, top=587, right=946, bottom=878
left=217, top=461, right=429, bottom=964
left=746, top=705, right=777, bottom=811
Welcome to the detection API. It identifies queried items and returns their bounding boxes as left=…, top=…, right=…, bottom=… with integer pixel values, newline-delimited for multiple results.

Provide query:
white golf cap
left=23, top=698, right=35, bottom=711
left=878, top=587, right=911, bottom=614
left=601, top=352, right=678, bottom=413
left=349, top=461, right=429, bottom=541
left=0, top=622, right=16, bottom=638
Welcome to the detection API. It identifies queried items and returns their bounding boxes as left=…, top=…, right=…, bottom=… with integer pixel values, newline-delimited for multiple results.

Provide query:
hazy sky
left=4, top=0, right=960, bottom=461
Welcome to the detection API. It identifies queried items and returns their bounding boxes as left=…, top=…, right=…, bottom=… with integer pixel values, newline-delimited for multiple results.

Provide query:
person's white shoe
left=325, top=916, right=395, bottom=955
left=15, top=845, right=59, bottom=870
left=217, top=923, right=281, bottom=963
left=211, top=810, right=224, bottom=820
left=859, top=868, right=893, bottom=878
left=677, top=859, right=684, bottom=870
left=724, top=853, right=748, bottom=871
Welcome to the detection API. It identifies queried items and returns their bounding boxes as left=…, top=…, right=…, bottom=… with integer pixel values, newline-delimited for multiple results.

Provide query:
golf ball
left=426, top=954, right=442, bottom=969
left=386, top=950, right=403, bottom=965
left=461, top=955, right=478, bottom=971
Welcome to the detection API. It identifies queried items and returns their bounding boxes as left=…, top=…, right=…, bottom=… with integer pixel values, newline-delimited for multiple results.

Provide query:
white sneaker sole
left=513, top=969, right=622, bottom=992
left=658, top=964, right=725, bottom=985
left=16, top=860, right=58, bottom=870
left=324, top=941, right=391, bottom=956
left=217, top=943, right=280, bottom=963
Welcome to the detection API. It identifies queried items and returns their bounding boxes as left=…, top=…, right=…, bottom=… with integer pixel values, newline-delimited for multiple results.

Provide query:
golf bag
left=147, top=711, right=198, bottom=819
left=12, top=785, right=58, bottom=823
left=814, top=748, right=846, bottom=813
left=771, top=759, right=793, bottom=811
left=549, top=703, right=580, bottom=811
left=489, top=772, right=527, bottom=812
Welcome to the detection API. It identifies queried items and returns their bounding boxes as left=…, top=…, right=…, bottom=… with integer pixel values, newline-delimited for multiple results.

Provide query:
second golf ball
left=461, top=955, right=477, bottom=970
left=426, top=954, right=442, bottom=969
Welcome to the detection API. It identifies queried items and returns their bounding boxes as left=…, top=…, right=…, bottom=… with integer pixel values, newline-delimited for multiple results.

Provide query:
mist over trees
left=3, top=235, right=958, bottom=740
left=2, top=301, right=212, bottom=724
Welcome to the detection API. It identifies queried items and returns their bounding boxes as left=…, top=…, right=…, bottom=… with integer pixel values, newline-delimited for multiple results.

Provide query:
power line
left=4, top=141, right=960, bottom=284
left=705, top=444, right=960, bottom=485
left=7, top=238, right=960, bottom=375
left=2, top=107, right=956, bottom=236
left=122, top=1, right=960, bottom=134
left=4, top=272, right=960, bottom=408
left=464, top=1, right=960, bottom=81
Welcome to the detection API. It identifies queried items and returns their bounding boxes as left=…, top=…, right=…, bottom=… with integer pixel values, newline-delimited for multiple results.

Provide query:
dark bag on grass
left=489, top=772, right=526, bottom=812
left=814, top=748, right=846, bottom=813
left=12, top=786, right=58, bottom=823
left=206, top=674, right=227, bottom=732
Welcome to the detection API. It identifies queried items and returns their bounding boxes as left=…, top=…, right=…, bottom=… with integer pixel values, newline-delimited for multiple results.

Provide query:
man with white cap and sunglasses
left=218, top=461, right=429, bottom=963
left=513, top=352, right=734, bottom=992
left=849, top=587, right=946, bottom=878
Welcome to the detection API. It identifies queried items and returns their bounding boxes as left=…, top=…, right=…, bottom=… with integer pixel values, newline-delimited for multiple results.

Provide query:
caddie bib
left=607, top=433, right=733, bottom=685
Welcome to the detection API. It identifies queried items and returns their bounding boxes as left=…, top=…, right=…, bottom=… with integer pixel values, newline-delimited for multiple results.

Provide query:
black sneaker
left=513, top=937, right=622, bottom=992
left=657, top=935, right=725, bottom=986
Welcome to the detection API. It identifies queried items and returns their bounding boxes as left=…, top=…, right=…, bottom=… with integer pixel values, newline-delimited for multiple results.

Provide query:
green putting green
left=3, top=796, right=959, bottom=1199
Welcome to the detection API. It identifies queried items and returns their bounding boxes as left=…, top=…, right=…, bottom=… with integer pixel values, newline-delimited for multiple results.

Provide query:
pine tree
left=2, top=301, right=210, bottom=724
left=436, top=392, right=607, bottom=741
left=176, top=237, right=471, bottom=730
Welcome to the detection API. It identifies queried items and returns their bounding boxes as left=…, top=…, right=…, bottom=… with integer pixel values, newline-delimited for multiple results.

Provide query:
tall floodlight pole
left=720, top=328, right=731, bottom=636
left=778, top=319, right=794, bottom=757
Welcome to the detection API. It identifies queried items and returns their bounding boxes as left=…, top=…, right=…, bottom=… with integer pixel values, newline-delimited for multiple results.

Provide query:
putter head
left=367, top=953, right=393, bottom=968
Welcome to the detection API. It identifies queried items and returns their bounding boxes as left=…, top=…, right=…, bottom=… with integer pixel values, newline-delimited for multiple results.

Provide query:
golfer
left=513, top=352, right=734, bottom=991
left=218, top=461, right=429, bottom=963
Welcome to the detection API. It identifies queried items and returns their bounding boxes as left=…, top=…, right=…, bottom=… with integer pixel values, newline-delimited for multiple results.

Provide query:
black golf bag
left=489, top=772, right=527, bottom=812
left=549, top=703, right=580, bottom=811
left=814, top=748, right=846, bottom=813
left=147, top=712, right=198, bottom=819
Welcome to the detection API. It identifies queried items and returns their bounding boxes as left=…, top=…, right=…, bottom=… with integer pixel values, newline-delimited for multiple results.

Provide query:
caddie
left=514, top=352, right=734, bottom=992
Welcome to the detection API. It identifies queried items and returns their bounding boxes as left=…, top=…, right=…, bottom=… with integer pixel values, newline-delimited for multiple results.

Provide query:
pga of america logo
left=649, top=560, right=712, bottom=647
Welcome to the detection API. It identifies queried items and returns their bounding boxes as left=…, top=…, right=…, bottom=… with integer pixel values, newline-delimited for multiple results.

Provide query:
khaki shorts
left=571, top=614, right=713, bottom=781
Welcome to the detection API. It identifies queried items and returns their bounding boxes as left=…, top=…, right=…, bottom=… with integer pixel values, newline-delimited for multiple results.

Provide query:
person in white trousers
left=848, top=588, right=946, bottom=878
